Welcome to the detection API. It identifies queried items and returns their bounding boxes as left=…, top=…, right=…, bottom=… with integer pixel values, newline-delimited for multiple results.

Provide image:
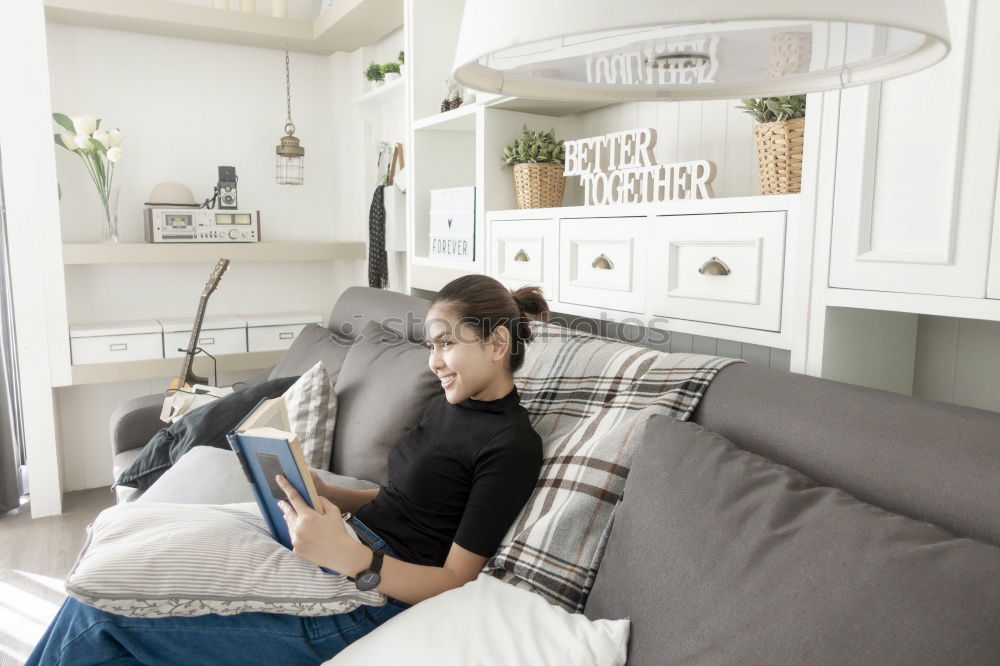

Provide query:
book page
left=240, top=398, right=290, bottom=432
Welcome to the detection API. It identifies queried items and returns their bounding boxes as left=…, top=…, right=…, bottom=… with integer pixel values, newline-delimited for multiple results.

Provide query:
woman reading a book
left=27, top=275, right=547, bottom=665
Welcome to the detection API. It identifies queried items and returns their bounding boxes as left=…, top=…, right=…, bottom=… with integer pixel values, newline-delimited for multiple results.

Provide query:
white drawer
left=71, top=333, right=163, bottom=364
left=489, top=218, right=557, bottom=300
left=648, top=211, right=786, bottom=331
left=559, top=217, right=646, bottom=313
left=164, top=327, right=247, bottom=358
left=247, top=323, right=307, bottom=352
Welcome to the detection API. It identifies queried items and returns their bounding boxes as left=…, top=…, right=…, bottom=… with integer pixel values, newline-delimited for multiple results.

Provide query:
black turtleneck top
left=354, top=385, right=543, bottom=567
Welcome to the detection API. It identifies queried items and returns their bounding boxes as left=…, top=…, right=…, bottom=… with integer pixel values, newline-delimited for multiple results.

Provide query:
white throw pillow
left=331, top=573, right=630, bottom=665
left=65, top=501, right=386, bottom=617
left=283, top=361, right=337, bottom=470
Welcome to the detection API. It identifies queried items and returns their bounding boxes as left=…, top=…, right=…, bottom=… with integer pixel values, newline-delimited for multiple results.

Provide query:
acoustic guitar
left=166, top=258, right=230, bottom=395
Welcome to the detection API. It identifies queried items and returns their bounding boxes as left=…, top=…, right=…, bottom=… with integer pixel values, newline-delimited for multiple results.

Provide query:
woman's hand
left=275, top=474, right=370, bottom=575
left=309, top=469, right=332, bottom=501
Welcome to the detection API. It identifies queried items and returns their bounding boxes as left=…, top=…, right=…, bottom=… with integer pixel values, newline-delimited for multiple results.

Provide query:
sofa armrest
left=109, top=393, right=166, bottom=456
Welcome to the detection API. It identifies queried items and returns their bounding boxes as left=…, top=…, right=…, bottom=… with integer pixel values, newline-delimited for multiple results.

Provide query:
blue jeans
left=26, top=516, right=411, bottom=666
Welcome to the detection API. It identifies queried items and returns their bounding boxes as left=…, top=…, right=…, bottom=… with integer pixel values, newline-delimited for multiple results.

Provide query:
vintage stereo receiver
left=144, top=208, right=260, bottom=243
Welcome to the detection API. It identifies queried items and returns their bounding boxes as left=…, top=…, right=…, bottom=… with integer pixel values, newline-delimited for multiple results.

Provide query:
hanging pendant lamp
left=451, top=0, right=950, bottom=101
left=276, top=49, right=304, bottom=185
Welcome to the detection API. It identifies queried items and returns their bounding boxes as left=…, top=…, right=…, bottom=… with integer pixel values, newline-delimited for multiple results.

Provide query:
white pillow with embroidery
left=65, top=501, right=385, bottom=617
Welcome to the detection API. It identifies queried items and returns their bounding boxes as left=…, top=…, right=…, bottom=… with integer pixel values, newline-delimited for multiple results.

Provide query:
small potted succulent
left=735, top=95, right=806, bottom=194
left=397, top=50, right=405, bottom=77
left=364, top=62, right=384, bottom=89
left=502, top=124, right=566, bottom=209
left=382, top=61, right=401, bottom=82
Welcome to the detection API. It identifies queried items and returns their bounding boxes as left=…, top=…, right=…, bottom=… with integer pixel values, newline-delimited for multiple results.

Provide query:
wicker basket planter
left=512, top=162, right=565, bottom=209
left=753, top=116, right=805, bottom=195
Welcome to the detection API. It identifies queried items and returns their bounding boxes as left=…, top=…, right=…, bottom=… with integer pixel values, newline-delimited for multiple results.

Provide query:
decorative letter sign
left=563, top=128, right=716, bottom=205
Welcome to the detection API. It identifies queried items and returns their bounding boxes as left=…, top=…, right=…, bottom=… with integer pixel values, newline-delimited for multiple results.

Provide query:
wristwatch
left=347, top=547, right=384, bottom=591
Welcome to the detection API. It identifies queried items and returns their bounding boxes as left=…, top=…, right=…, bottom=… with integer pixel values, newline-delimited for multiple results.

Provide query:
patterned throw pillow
left=483, top=321, right=742, bottom=613
left=65, top=501, right=386, bottom=617
left=283, top=361, right=337, bottom=471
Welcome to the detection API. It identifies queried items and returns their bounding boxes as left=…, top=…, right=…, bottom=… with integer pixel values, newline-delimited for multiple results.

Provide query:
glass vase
left=101, top=185, right=121, bottom=243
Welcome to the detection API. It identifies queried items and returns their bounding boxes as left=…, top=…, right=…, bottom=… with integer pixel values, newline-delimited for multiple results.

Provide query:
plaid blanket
left=484, top=321, right=744, bottom=612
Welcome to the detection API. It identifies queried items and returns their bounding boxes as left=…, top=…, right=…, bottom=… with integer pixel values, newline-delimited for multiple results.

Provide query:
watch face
left=356, top=571, right=381, bottom=591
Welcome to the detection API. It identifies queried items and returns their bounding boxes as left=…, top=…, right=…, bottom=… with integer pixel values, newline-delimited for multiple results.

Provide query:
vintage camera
left=217, top=166, right=238, bottom=210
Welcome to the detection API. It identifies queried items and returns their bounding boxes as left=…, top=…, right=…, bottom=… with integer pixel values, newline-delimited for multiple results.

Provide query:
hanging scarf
left=368, top=184, right=388, bottom=289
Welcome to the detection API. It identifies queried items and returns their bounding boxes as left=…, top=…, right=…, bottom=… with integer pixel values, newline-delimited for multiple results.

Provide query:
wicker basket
left=753, top=116, right=805, bottom=195
left=512, top=162, right=565, bottom=209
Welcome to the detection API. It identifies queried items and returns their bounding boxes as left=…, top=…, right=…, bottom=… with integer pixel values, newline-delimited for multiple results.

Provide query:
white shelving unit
left=66, top=350, right=284, bottom=387
left=62, top=241, right=366, bottom=265
left=43, top=0, right=403, bottom=54
left=353, top=75, right=406, bottom=109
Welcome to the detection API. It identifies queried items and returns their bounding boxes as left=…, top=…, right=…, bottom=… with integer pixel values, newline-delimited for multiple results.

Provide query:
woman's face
left=425, top=306, right=510, bottom=403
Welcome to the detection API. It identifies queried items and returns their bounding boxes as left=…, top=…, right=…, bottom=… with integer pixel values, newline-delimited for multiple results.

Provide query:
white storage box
left=429, top=186, right=476, bottom=261
left=159, top=315, right=248, bottom=359
left=69, top=320, right=164, bottom=365
left=242, top=312, right=322, bottom=352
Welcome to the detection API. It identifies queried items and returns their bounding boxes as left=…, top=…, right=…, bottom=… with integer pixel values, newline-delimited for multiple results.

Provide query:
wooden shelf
left=413, top=104, right=479, bottom=132
left=43, top=0, right=402, bottom=55
left=353, top=75, right=405, bottom=108
left=62, top=241, right=366, bottom=265
left=64, top=350, right=284, bottom=387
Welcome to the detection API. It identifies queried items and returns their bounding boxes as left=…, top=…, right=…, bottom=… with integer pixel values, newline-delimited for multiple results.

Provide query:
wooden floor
left=0, top=488, right=116, bottom=666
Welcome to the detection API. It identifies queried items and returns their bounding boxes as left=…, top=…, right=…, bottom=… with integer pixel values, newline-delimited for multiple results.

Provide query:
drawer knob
left=109, top=343, right=128, bottom=352
left=513, top=249, right=530, bottom=262
left=279, top=331, right=294, bottom=340
left=698, top=256, right=731, bottom=276
left=592, top=253, right=614, bottom=270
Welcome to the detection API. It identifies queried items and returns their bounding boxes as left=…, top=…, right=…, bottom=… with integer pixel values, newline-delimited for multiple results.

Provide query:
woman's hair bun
left=510, top=286, right=550, bottom=322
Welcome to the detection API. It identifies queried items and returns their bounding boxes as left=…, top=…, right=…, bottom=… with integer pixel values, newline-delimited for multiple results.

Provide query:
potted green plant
left=382, top=61, right=401, bottom=82
left=735, top=95, right=806, bottom=194
left=397, top=50, right=405, bottom=77
left=364, top=62, right=384, bottom=89
left=502, top=125, right=566, bottom=209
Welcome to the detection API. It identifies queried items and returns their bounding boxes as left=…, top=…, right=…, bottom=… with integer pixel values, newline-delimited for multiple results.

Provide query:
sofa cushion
left=330, top=320, right=442, bottom=484
left=268, top=323, right=353, bottom=383
left=137, top=446, right=378, bottom=505
left=485, top=321, right=741, bottom=613
left=113, top=376, right=298, bottom=492
left=284, top=361, right=337, bottom=471
left=334, top=573, right=629, bottom=666
left=584, top=415, right=1000, bottom=665
left=691, top=361, right=1000, bottom=548
left=66, top=501, right=386, bottom=618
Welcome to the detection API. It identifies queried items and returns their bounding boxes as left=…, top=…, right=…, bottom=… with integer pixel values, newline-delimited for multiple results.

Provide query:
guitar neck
left=179, top=295, right=210, bottom=383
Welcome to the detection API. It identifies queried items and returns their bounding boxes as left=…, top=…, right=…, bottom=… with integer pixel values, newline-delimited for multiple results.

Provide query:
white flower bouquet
left=53, top=113, right=124, bottom=242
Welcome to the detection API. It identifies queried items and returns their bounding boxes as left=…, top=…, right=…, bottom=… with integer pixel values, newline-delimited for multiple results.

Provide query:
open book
left=227, top=396, right=363, bottom=574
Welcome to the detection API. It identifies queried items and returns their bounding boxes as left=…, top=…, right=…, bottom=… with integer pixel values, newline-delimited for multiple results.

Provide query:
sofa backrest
left=327, top=286, right=429, bottom=344
left=691, top=361, right=1000, bottom=548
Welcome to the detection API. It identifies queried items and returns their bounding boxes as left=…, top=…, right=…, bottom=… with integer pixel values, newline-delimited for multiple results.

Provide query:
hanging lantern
left=276, top=49, right=304, bottom=185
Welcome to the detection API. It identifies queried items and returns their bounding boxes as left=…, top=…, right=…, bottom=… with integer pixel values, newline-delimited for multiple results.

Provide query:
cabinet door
left=559, top=217, right=646, bottom=314
left=488, top=218, right=557, bottom=300
left=649, top=212, right=786, bottom=331
left=829, top=0, right=998, bottom=297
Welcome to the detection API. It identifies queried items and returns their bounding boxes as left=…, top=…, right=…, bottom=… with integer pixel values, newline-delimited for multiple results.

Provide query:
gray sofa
left=109, top=286, right=1000, bottom=664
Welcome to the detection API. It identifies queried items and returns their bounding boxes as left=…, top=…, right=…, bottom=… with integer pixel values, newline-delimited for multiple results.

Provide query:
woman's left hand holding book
left=275, top=474, right=372, bottom=578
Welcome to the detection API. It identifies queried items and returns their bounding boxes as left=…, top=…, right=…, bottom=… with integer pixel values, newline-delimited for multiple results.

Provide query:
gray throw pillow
left=331, top=320, right=442, bottom=484
left=584, top=415, right=1000, bottom=666
left=268, top=323, right=353, bottom=384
